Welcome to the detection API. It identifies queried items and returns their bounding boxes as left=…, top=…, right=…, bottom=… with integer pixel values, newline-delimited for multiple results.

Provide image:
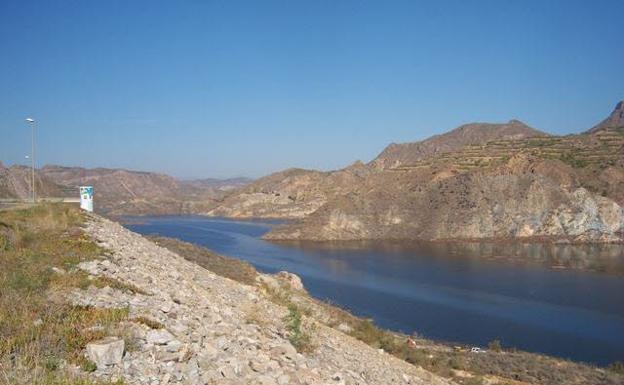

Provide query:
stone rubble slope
left=70, top=214, right=453, bottom=385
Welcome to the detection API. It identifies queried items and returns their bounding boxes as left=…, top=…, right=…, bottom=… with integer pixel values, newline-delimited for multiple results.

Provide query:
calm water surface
left=124, top=216, right=624, bottom=366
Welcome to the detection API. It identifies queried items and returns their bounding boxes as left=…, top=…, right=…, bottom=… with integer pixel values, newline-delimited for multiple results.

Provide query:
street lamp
left=25, top=118, right=35, bottom=203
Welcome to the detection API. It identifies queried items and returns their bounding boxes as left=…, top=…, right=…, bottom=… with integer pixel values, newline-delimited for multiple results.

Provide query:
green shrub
left=284, top=303, right=312, bottom=352
left=488, top=339, right=502, bottom=352
left=79, top=357, right=97, bottom=373
left=0, top=233, right=8, bottom=250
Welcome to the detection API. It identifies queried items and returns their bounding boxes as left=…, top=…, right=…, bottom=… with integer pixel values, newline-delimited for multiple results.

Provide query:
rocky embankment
left=71, top=214, right=452, bottom=385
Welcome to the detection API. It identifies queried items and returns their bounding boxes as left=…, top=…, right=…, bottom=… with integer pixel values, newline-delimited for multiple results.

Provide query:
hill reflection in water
left=276, top=239, right=624, bottom=276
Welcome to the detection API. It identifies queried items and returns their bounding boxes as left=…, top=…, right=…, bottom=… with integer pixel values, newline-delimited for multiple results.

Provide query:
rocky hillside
left=0, top=164, right=250, bottom=215
left=205, top=121, right=546, bottom=220
left=204, top=164, right=370, bottom=218
left=41, top=165, right=188, bottom=214
left=182, top=177, right=253, bottom=192
left=0, top=162, right=67, bottom=199
left=371, top=120, right=547, bottom=170
left=210, top=101, right=624, bottom=243
left=265, top=154, right=624, bottom=242
left=6, top=165, right=250, bottom=215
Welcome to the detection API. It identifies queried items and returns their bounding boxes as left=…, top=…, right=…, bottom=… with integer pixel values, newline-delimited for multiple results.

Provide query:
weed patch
left=131, top=316, right=164, bottom=330
left=284, top=303, right=313, bottom=353
left=0, top=204, right=127, bottom=384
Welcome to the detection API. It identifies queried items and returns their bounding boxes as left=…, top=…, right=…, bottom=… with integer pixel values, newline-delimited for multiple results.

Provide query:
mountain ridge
left=587, top=101, right=624, bottom=134
left=0, top=164, right=252, bottom=215
left=209, top=101, right=624, bottom=243
left=371, top=119, right=547, bottom=169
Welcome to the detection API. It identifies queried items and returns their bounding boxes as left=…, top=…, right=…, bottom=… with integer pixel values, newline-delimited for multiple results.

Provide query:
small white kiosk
left=79, top=186, right=94, bottom=212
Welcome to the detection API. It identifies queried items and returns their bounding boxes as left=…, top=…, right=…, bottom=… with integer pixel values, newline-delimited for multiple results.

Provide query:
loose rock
left=86, top=337, right=125, bottom=368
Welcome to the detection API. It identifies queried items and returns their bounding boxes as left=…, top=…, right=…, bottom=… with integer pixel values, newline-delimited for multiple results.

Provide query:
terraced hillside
left=371, top=119, right=547, bottom=169
left=391, top=129, right=624, bottom=172
left=259, top=102, right=624, bottom=243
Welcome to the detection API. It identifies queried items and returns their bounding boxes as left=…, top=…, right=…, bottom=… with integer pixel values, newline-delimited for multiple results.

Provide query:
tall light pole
left=25, top=118, right=35, bottom=203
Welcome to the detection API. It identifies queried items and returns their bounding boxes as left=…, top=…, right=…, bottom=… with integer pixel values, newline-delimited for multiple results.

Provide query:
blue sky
left=1, top=1, right=622, bottom=178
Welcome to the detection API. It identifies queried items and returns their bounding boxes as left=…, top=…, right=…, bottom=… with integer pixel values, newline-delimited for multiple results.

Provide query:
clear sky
left=1, top=1, right=622, bottom=179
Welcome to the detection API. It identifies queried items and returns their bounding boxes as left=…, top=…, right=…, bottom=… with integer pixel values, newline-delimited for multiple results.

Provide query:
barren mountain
left=205, top=120, right=549, bottom=220
left=0, top=164, right=248, bottom=215
left=181, top=177, right=252, bottom=191
left=0, top=162, right=67, bottom=199
left=371, top=119, right=547, bottom=169
left=39, top=165, right=232, bottom=215
left=204, top=163, right=370, bottom=218
left=211, top=101, right=624, bottom=243
left=266, top=153, right=624, bottom=243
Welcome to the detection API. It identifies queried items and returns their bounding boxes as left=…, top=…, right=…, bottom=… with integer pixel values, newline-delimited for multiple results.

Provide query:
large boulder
left=256, top=271, right=307, bottom=293
left=86, top=337, right=124, bottom=368
left=276, top=271, right=305, bottom=291
left=146, top=329, right=176, bottom=345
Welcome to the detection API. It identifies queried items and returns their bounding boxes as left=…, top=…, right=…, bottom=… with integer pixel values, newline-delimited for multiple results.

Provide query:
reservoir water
left=124, top=215, right=624, bottom=366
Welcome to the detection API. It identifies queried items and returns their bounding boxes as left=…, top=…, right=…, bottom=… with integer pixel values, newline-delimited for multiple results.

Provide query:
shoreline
left=145, top=230, right=623, bottom=385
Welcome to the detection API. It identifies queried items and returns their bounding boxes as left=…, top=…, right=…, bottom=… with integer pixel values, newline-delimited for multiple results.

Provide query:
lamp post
left=25, top=118, right=35, bottom=203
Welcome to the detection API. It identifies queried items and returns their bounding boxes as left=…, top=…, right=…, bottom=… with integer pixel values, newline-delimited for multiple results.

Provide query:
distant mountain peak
left=372, top=119, right=545, bottom=169
left=587, top=100, right=624, bottom=134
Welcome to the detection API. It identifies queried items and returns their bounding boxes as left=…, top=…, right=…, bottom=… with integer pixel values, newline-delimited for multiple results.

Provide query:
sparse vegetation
left=284, top=303, right=313, bottom=353
left=609, top=361, right=624, bottom=374
left=50, top=269, right=149, bottom=295
left=92, top=275, right=149, bottom=295
left=559, top=152, right=588, bottom=168
left=80, top=358, right=98, bottom=373
left=130, top=316, right=164, bottom=330
left=488, top=339, right=502, bottom=352
left=149, top=236, right=257, bottom=285
left=243, top=303, right=271, bottom=327
left=0, top=204, right=128, bottom=384
left=461, top=376, right=485, bottom=385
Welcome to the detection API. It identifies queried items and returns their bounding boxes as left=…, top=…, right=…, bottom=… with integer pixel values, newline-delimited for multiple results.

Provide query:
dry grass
left=91, top=276, right=149, bottom=295
left=243, top=304, right=271, bottom=328
left=130, top=316, right=164, bottom=330
left=149, top=236, right=257, bottom=285
left=49, top=270, right=148, bottom=296
left=0, top=204, right=127, bottom=385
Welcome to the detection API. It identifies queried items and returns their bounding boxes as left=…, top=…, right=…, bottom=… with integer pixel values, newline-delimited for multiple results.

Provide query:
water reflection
left=276, top=239, right=624, bottom=275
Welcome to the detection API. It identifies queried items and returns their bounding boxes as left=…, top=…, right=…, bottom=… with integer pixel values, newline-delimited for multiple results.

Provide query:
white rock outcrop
left=86, top=337, right=125, bottom=368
